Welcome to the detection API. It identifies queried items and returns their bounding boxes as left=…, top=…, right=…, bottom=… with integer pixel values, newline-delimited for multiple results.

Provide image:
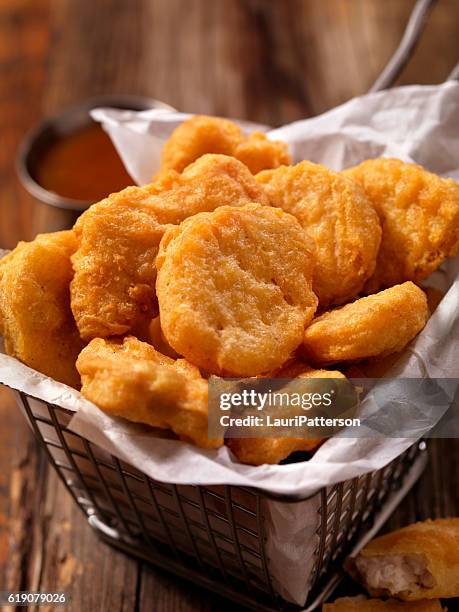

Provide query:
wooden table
left=1, top=1, right=459, bottom=610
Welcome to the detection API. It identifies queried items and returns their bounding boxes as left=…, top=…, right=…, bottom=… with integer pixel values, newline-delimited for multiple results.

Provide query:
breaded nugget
left=257, top=161, right=381, bottom=308
left=302, top=282, right=428, bottom=365
left=345, top=158, right=459, bottom=293
left=0, top=231, right=83, bottom=388
left=71, top=154, right=268, bottom=341
left=145, top=154, right=269, bottom=225
left=227, top=437, right=321, bottom=466
left=160, top=115, right=291, bottom=174
left=226, top=366, right=343, bottom=465
left=71, top=190, right=167, bottom=340
left=234, top=131, right=291, bottom=175
left=156, top=204, right=318, bottom=376
left=323, top=596, right=444, bottom=611
left=273, top=359, right=335, bottom=379
left=346, top=518, right=459, bottom=601
left=77, top=336, right=222, bottom=449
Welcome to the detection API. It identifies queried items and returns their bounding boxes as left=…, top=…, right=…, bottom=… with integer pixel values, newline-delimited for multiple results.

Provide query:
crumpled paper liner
left=1, top=82, right=459, bottom=605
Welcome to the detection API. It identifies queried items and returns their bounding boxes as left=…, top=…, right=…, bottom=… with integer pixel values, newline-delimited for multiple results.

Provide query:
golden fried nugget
left=77, top=336, right=222, bottom=449
left=273, top=359, right=331, bottom=379
left=157, top=204, right=318, bottom=376
left=160, top=115, right=291, bottom=174
left=323, top=596, right=444, bottom=611
left=71, top=191, right=167, bottom=340
left=0, top=232, right=83, bottom=388
left=71, top=155, right=268, bottom=341
left=257, top=161, right=381, bottom=308
left=302, top=282, right=428, bottom=365
left=226, top=437, right=321, bottom=466
left=345, top=158, right=459, bottom=293
left=346, top=518, right=459, bottom=601
left=346, top=288, right=444, bottom=376
left=226, top=367, right=343, bottom=465
left=145, top=154, right=269, bottom=225
left=234, top=132, right=292, bottom=175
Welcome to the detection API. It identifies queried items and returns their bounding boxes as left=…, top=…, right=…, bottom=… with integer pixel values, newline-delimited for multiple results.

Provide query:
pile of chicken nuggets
left=1, top=115, right=458, bottom=465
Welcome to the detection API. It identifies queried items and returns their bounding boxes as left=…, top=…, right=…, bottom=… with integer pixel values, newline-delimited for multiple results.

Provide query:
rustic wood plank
left=0, top=387, right=48, bottom=612
left=31, top=471, right=140, bottom=612
left=138, top=563, right=213, bottom=612
left=0, top=0, right=51, bottom=247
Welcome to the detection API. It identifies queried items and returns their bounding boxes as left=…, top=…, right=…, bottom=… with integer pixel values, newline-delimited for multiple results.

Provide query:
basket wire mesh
left=15, top=390, right=426, bottom=611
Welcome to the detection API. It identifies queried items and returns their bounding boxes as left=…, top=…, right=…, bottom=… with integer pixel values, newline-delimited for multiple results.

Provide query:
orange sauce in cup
left=35, top=123, right=134, bottom=201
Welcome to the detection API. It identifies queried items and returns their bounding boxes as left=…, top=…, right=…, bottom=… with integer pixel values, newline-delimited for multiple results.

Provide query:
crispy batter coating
left=71, top=190, right=167, bottom=340
left=226, top=437, right=320, bottom=467
left=345, top=158, right=459, bottom=293
left=157, top=204, right=318, bottom=376
left=346, top=518, right=459, bottom=601
left=71, top=154, right=267, bottom=341
left=226, top=365, right=343, bottom=465
left=77, top=336, right=222, bottom=449
left=0, top=231, right=83, bottom=388
left=234, top=132, right=291, bottom=175
left=160, top=115, right=291, bottom=174
left=302, top=282, right=428, bottom=365
left=323, top=596, right=444, bottom=611
left=145, top=154, right=269, bottom=225
left=257, top=161, right=381, bottom=308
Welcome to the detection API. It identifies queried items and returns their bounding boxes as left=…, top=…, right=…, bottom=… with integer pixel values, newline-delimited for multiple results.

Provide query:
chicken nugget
left=344, top=158, right=459, bottom=293
left=156, top=204, right=318, bottom=376
left=160, top=115, right=291, bottom=174
left=145, top=154, right=269, bottom=225
left=0, top=231, right=83, bottom=388
left=323, top=596, right=444, bottom=611
left=71, top=190, right=167, bottom=340
left=233, top=131, right=291, bottom=175
left=346, top=518, right=459, bottom=601
left=257, top=161, right=381, bottom=308
left=226, top=365, right=343, bottom=465
left=226, top=437, right=321, bottom=466
left=71, top=155, right=268, bottom=341
left=302, top=282, right=428, bottom=365
left=77, top=336, right=222, bottom=449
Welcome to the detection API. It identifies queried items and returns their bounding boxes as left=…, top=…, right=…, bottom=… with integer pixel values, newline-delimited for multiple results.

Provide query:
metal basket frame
left=14, top=389, right=427, bottom=611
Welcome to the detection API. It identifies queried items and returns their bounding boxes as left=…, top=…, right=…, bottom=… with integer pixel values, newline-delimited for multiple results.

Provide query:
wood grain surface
left=0, top=1, right=459, bottom=610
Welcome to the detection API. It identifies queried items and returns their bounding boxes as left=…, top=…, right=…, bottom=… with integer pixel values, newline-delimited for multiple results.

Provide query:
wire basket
left=12, top=389, right=427, bottom=611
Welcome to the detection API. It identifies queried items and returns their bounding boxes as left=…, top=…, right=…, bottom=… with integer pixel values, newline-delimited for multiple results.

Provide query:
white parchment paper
left=1, top=82, right=459, bottom=605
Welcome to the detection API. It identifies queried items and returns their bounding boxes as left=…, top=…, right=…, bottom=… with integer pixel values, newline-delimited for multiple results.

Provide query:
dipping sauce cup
left=17, top=95, right=173, bottom=233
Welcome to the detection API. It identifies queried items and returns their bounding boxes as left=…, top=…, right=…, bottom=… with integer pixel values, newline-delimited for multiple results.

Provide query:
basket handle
left=369, top=0, right=438, bottom=92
